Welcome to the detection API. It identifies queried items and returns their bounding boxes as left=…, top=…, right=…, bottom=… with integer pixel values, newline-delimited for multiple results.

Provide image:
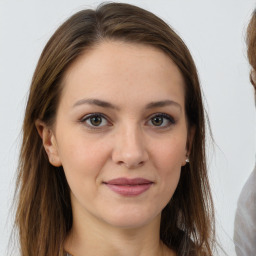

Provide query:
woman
left=234, top=9, right=256, bottom=256
left=14, top=3, right=215, bottom=256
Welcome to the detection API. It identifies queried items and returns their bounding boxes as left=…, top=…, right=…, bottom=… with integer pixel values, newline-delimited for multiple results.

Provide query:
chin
left=103, top=208, right=160, bottom=230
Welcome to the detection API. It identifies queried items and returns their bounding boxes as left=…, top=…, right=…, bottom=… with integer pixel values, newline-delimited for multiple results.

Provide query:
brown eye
left=148, top=113, right=175, bottom=128
left=151, top=116, right=163, bottom=126
left=89, top=116, right=102, bottom=126
left=81, top=113, right=109, bottom=128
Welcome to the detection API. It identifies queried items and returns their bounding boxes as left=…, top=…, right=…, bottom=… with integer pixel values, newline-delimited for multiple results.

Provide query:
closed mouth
left=104, top=177, right=153, bottom=185
left=103, top=177, right=153, bottom=196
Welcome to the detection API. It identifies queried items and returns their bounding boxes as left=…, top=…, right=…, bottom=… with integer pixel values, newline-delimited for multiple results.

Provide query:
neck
left=64, top=208, right=174, bottom=256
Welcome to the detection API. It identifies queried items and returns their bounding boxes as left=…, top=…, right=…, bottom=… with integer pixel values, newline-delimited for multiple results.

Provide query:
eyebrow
left=73, top=98, right=119, bottom=110
left=73, top=98, right=181, bottom=110
left=145, top=100, right=181, bottom=110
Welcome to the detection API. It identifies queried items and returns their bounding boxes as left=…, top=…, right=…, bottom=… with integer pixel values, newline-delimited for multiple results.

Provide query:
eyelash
left=147, top=113, right=175, bottom=128
left=80, top=113, right=111, bottom=129
left=79, top=112, right=175, bottom=130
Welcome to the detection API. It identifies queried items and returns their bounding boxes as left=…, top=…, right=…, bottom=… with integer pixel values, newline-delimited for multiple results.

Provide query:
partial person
left=234, top=9, right=256, bottom=256
left=14, top=3, right=216, bottom=256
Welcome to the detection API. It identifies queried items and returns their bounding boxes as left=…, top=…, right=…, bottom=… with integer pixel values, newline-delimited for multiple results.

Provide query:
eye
left=147, top=113, right=175, bottom=128
left=80, top=113, right=110, bottom=128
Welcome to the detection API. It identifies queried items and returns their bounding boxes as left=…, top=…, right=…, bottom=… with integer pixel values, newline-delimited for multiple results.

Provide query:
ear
left=35, top=120, right=62, bottom=167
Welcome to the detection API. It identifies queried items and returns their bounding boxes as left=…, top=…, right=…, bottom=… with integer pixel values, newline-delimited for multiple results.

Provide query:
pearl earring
left=185, top=158, right=189, bottom=163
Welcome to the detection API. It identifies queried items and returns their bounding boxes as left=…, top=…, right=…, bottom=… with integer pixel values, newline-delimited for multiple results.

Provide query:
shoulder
left=234, top=165, right=256, bottom=254
left=236, top=165, right=256, bottom=210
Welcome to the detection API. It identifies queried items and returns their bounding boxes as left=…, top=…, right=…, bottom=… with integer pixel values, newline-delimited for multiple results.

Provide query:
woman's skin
left=37, top=41, right=194, bottom=256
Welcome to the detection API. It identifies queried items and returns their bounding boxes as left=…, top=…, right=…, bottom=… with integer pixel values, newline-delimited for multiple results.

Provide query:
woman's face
left=45, top=41, right=191, bottom=229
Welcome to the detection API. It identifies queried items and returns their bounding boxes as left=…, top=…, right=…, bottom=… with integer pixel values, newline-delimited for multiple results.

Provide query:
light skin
left=36, top=41, right=194, bottom=256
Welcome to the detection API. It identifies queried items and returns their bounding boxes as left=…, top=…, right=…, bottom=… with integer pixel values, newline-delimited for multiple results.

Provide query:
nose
left=112, top=125, right=149, bottom=169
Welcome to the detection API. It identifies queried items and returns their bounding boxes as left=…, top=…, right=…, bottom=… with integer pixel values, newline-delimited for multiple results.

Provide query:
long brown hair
left=247, top=9, right=256, bottom=90
left=14, top=2, right=215, bottom=256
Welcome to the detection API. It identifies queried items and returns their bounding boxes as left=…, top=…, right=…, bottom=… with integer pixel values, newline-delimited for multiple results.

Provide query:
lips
left=103, top=178, right=153, bottom=196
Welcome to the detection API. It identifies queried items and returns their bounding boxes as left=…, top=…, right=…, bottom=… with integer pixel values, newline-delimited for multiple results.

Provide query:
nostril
left=116, top=160, right=145, bottom=168
left=138, top=161, right=144, bottom=166
left=112, top=140, right=149, bottom=168
left=117, top=160, right=124, bottom=166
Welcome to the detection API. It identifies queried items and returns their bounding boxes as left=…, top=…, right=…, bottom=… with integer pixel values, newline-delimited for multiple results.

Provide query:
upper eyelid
left=80, top=113, right=109, bottom=122
left=79, top=112, right=175, bottom=125
left=80, top=113, right=112, bottom=130
left=147, top=112, right=175, bottom=121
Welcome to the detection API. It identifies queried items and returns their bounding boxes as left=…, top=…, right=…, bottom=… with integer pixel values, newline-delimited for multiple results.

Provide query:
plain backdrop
left=0, top=0, right=256, bottom=255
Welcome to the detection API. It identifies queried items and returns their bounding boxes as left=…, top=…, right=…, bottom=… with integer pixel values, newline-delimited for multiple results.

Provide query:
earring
left=185, top=158, right=189, bottom=163
left=49, top=156, right=55, bottom=164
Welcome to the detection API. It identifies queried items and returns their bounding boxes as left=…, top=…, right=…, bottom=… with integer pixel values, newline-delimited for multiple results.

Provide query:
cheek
left=152, top=135, right=186, bottom=193
left=56, top=133, right=111, bottom=184
left=153, top=135, right=187, bottom=169
left=57, top=137, right=109, bottom=205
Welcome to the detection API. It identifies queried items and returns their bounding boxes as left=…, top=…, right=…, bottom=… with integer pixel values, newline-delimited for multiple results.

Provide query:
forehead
left=60, top=40, right=185, bottom=108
